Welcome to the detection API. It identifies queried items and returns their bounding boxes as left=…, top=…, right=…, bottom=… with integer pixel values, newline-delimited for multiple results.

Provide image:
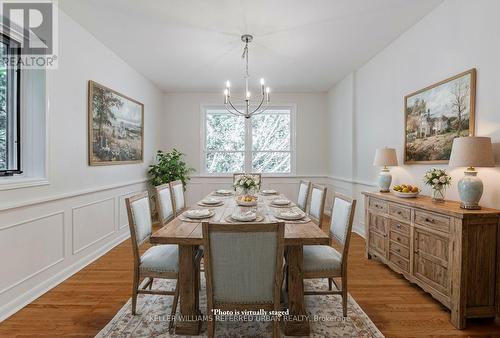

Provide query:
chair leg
left=328, top=278, right=333, bottom=291
left=272, top=318, right=280, bottom=338
left=341, top=276, right=348, bottom=317
left=131, top=272, right=139, bottom=315
left=149, top=278, right=154, bottom=290
left=168, top=281, right=180, bottom=334
left=207, top=316, right=215, bottom=338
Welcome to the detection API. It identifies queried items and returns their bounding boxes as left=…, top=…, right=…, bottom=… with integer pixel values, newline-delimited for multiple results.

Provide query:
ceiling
left=60, top=0, right=443, bottom=93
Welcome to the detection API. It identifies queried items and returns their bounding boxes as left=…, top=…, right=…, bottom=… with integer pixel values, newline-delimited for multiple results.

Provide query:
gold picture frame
left=404, top=68, right=476, bottom=164
left=88, top=80, right=144, bottom=166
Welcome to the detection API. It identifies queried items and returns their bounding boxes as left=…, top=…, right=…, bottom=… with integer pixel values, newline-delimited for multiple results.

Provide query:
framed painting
left=404, top=68, right=476, bottom=164
left=88, top=81, right=144, bottom=165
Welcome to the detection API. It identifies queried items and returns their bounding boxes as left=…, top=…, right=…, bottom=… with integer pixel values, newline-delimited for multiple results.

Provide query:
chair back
left=170, top=180, right=186, bottom=216
left=125, top=192, right=153, bottom=265
left=329, top=193, right=357, bottom=267
left=202, top=222, right=284, bottom=306
left=297, top=180, right=311, bottom=211
left=232, top=173, right=262, bottom=191
left=307, top=184, right=327, bottom=226
left=155, top=183, right=175, bottom=225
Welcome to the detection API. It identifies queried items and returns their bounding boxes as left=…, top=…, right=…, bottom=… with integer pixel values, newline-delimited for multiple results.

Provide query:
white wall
left=163, top=92, right=329, bottom=176
left=0, top=10, right=165, bottom=320
left=327, top=0, right=500, bottom=237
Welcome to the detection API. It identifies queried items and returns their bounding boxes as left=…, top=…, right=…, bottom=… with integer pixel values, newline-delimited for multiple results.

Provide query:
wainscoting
left=0, top=180, right=148, bottom=322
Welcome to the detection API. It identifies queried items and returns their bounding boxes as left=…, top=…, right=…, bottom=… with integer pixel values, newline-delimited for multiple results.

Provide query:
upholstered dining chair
left=155, top=183, right=175, bottom=226
left=307, top=184, right=327, bottom=227
left=297, top=180, right=311, bottom=211
left=202, top=222, right=285, bottom=338
left=170, top=180, right=187, bottom=217
left=302, top=193, right=357, bottom=317
left=125, top=192, right=180, bottom=332
left=232, top=173, right=262, bottom=190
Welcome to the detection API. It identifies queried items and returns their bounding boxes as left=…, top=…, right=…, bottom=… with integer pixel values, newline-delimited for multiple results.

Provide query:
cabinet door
left=413, top=227, right=450, bottom=296
left=368, top=212, right=388, bottom=258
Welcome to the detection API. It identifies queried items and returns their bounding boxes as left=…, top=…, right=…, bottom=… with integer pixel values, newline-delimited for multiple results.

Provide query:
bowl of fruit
left=236, top=195, right=258, bottom=207
left=392, top=184, right=420, bottom=198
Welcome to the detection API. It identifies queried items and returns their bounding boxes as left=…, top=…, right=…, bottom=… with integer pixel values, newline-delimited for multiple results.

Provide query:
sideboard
left=362, top=191, right=500, bottom=329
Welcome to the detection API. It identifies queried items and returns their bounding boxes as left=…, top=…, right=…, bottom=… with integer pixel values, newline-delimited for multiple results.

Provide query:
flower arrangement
left=233, top=174, right=260, bottom=195
left=424, top=168, right=451, bottom=202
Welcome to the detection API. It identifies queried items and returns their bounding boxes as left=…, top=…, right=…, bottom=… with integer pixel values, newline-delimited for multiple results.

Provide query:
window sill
left=0, top=176, right=49, bottom=191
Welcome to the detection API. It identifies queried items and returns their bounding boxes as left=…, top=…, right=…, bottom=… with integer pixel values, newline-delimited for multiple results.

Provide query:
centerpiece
left=234, top=174, right=260, bottom=206
left=424, top=168, right=452, bottom=203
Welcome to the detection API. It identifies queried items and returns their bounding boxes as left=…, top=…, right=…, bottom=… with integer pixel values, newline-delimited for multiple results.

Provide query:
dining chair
left=170, top=180, right=187, bottom=217
left=125, top=192, right=180, bottom=332
left=302, top=193, right=357, bottom=317
left=232, top=173, right=262, bottom=190
left=307, top=184, right=327, bottom=227
left=202, top=221, right=285, bottom=338
left=297, top=180, right=311, bottom=211
left=155, top=183, right=175, bottom=226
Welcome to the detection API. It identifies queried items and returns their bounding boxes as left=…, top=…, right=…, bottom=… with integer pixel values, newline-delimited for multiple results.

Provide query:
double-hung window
left=203, top=106, right=295, bottom=174
left=0, top=33, right=21, bottom=176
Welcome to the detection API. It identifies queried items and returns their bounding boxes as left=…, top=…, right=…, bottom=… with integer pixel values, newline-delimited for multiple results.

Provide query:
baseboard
left=0, top=231, right=130, bottom=322
left=353, top=222, right=366, bottom=238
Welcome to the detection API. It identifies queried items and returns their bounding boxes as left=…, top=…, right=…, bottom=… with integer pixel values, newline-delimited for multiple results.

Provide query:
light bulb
left=246, top=91, right=251, bottom=99
left=266, top=87, right=270, bottom=93
left=224, top=89, right=229, bottom=96
left=260, top=78, right=265, bottom=85
left=226, top=81, right=231, bottom=88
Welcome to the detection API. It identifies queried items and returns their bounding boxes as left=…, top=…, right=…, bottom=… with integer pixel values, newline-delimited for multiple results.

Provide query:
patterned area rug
left=96, top=277, right=383, bottom=338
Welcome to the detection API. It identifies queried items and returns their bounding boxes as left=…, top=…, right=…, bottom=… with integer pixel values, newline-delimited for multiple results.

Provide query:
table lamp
left=373, top=148, right=398, bottom=192
left=449, top=137, right=495, bottom=210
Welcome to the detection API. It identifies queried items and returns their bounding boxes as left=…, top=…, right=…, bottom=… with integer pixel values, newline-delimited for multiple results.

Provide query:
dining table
left=150, top=190, right=330, bottom=336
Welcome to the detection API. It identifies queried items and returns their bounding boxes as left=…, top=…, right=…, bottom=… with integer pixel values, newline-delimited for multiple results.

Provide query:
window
left=203, top=107, right=295, bottom=174
left=0, top=34, right=21, bottom=176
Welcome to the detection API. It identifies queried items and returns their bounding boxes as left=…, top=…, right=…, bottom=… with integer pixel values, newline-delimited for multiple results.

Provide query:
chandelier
left=223, top=34, right=271, bottom=119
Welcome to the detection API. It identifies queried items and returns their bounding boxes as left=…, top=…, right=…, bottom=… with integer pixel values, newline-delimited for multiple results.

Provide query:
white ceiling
left=60, top=0, right=443, bottom=93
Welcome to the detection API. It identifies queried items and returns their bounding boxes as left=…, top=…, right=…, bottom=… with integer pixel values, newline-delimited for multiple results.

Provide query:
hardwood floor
left=1, top=229, right=500, bottom=337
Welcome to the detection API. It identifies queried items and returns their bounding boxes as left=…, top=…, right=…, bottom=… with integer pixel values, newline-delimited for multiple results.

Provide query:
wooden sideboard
left=362, top=191, right=500, bottom=329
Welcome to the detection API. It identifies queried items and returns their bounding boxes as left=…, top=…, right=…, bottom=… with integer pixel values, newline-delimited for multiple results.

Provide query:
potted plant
left=148, top=149, right=195, bottom=189
left=424, top=168, right=451, bottom=203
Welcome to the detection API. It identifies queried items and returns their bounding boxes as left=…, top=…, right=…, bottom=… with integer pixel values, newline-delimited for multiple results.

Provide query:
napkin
left=202, top=197, right=221, bottom=204
left=216, top=189, right=232, bottom=194
left=232, top=210, right=257, bottom=221
left=272, top=198, right=290, bottom=205
left=262, top=189, right=277, bottom=194
left=186, top=209, right=211, bottom=218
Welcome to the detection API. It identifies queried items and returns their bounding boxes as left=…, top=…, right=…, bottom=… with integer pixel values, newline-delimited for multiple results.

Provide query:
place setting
left=212, top=189, right=234, bottom=197
left=197, top=196, right=224, bottom=207
left=273, top=208, right=311, bottom=224
left=178, top=208, right=216, bottom=222
left=260, top=189, right=278, bottom=196
left=268, top=197, right=296, bottom=208
left=224, top=209, right=264, bottom=223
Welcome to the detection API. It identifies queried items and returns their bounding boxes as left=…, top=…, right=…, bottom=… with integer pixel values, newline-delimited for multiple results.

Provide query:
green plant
left=148, top=149, right=195, bottom=189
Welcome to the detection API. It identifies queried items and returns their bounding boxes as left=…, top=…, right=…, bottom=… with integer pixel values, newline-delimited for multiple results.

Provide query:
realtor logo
left=1, top=0, right=58, bottom=68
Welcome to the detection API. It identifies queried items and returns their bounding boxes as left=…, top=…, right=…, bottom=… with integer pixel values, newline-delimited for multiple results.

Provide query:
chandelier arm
left=250, top=94, right=266, bottom=115
left=253, top=101, right=271, bottom=116
left=224, top=105, right=244, bottom=117
left=227, top=99, right=244, bottom=115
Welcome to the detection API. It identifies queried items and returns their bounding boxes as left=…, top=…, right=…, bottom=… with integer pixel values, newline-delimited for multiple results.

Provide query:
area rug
left=96, top=277, right=383, bottom=338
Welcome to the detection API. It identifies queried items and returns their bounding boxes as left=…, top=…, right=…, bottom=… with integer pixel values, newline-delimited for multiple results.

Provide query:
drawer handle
left=396, top=237, right=401, bottom=241
left=397, top=211, right=402, bottom=215
left=396, top=224, right=401, bottom=228
left=425, top=217, right=435, bottom=223
left=396, top=248, right=401, bottom=252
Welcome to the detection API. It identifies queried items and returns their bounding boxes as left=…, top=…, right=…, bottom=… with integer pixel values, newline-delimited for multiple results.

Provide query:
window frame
left=200, top=104, right=296, bottom=176
left=0, top=33, right=21, bottom=176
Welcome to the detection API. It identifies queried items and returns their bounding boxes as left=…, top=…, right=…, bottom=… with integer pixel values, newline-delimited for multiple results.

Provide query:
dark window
left=0, top=33, right=21, bottom=176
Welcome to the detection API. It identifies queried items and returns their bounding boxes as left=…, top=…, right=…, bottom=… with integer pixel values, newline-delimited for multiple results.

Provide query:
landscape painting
left=88, top=81, right=144, bottom=165
left=404, top=69, right=476, bottom=164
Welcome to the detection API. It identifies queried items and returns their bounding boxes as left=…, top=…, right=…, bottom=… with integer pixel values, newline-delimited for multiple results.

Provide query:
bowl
left=393, top=191, right=420, bottom=198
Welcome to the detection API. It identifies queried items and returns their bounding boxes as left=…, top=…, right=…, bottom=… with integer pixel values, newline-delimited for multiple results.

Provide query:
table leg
left=175, top=245, right=201, bottom=335
left=284, top=245, right=310, bottom=336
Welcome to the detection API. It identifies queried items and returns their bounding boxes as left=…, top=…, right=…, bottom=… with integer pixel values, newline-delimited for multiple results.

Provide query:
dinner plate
left=183, top=209, right=215, bottom=219
left=225, top=214, right=264, bottom=223
left=275, top=211, right=306, bottom=221
left=201, top=197, right=222, bottom=205
left=213, top=189, right=234, bottom=196
left=197, top=201, right=224, bottom=207
left=261, top=189, right=278, bottom=195
left=271, top=198, right=291, bottom=206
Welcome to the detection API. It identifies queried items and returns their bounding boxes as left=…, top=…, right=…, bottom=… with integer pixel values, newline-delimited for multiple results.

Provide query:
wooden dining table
left=150, top=192, right=330, bottom=336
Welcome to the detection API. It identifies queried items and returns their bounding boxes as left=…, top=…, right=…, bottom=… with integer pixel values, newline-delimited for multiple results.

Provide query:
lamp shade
left=373, top=148, right=398, bottom=166
left=449, top=137, right=495, bottom=168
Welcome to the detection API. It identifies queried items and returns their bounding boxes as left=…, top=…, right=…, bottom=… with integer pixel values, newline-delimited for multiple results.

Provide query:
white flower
left=426, top=173, right=433, bottom=179
left=432, top=178, right=439, bottom=184
left=439, top=176, right=447, bottom=183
